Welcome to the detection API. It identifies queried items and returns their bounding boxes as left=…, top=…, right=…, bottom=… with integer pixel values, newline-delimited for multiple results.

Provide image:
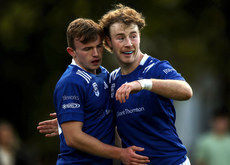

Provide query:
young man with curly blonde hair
left=99, top=4, right=193, bottom=165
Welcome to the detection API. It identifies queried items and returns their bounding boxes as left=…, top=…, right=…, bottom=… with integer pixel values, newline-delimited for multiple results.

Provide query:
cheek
left=133, top=39, right=140, bottom=46
left=98, top=48, right=103, bottom=55
left=112, top=42, right=122, bottom=51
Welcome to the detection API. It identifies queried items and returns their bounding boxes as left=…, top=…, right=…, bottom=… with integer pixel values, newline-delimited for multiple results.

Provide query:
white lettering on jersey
left=111, top=83, right=115, bottom=98
left=62, top=95, right=79, bottom=101
left=117, top=107, right=145, bottom=117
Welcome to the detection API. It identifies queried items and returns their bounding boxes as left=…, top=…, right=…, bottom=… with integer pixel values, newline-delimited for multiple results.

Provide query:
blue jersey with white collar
left=54, top=61, right=114, bottom=165
left=110, top=54, right=187, bottom=165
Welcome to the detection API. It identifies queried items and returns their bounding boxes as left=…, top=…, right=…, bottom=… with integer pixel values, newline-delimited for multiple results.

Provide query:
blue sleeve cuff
left=58, top=111, right=84, bottom=124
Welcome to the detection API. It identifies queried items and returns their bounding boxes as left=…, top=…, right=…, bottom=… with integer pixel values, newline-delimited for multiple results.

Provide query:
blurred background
left=0, top=0, right=229, bottom=164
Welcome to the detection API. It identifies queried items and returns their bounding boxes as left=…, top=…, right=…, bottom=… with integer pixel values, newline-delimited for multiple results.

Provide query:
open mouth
left=92, top=59, right=100, bottom=65
left=123, top=51, right=134, bottom=55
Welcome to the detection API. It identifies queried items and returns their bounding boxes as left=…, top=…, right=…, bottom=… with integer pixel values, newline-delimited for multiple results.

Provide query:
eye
left=83, top=47, right=91, bottom=51
left=117, top=37, right=124, bottom=41
left=131, top=35, right=137, bottom=39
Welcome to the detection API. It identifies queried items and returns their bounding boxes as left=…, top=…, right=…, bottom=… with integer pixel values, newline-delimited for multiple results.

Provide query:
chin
left=121, top=58, right=134, bottom=64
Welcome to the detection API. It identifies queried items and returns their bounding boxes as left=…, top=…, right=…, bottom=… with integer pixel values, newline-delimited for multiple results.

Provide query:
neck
left=120, top=52, right=144, bottom=75
left=72, top=58, right=97, bottom=74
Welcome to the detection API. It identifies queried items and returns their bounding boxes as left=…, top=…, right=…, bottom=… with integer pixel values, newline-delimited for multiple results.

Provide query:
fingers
left=131, top=146, right=150, bottom=164
left=38, top=118, right=57, bottom=126
left=128, top=155, right=150, bottom=165
left=116, top=84, right=132, bottom=103
left=115, top=81, right=142, bottom=103
left=123, top=146, right=149, bottom=165
left=37, top=125, right=55, bottom=133
left=37, top=118, right=59, bottom=137
left=131, top=146, right=145, bottom=152
left=45, top=132, right=59, bottom=138
left=37, top=124, right=55, bottom=131
left=37, top=114, right=58, bottom=138
left=38, top=120, right=52, bottom=126
left=37, top=125, right=58, bottom=137
left=129, top=156, right=150, bottom=164
left=50, top=112, right=57, bottom=118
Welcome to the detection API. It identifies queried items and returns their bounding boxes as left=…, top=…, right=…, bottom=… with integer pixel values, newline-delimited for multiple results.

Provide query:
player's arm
left=116, top=79, right=192, bottom=103
left=61, top=121, right=150, bottom=165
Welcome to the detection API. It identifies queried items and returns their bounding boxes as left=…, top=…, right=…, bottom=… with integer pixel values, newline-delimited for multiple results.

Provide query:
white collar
left=139, top=54, right=149, bottom=66
left=71, top=58, right=77, bottom=65
left=71, top=59, right=83, bottom=69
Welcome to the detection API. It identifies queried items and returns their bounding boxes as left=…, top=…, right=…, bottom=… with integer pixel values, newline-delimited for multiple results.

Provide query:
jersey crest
left=92, top=82, right=100, bottom=97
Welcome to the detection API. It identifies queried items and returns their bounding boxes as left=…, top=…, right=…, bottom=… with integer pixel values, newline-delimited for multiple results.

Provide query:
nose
left=125, top=38, right=133, bottom=47
left=92, top=47, right=99, bottom=56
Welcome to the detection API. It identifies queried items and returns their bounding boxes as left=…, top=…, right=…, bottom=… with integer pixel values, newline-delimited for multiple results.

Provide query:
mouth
left=122, top=51, right=134, bottom=55
left=91, top=59, right=100, bottom=65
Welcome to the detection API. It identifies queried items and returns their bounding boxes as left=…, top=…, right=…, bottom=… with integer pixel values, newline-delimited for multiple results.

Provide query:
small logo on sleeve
left=163, top=68, right=175, bottom=74
left=62, top=103, right=80, bottom=109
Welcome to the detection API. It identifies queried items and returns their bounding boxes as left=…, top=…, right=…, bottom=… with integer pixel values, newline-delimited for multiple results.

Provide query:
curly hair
left=66, top=18, right=104, bottom=49
left=99, top=4, right=145, bottom=52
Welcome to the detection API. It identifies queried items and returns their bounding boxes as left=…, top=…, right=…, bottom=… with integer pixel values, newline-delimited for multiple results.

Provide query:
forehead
left=109, top=22, right=139, bottom=35
left=74, top=35, right=102, bottom=48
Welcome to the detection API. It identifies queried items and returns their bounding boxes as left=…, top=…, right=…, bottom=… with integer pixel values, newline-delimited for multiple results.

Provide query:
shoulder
left=141, top=55, right=184, bottom=80
left=100, top=65, right=110, bottom=74
left=109, top=68, right=120, bottom=83
left=57, top=67, right=92, bottom=89
left=143, top=55, right=173, bottom=71
left=75, top=69, right=93, bottom=84
left=141, top=55, right=159, bottom=73
left=141, top=55, right=172, bottom=74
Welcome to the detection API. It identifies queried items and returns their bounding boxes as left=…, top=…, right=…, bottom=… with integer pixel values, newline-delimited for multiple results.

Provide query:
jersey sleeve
left=151, top=60, right=185, bottom=81
left=54, top=78, right=86, bottom=124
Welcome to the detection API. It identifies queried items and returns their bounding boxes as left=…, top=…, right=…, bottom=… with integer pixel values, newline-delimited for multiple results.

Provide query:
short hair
left=66, top=18, right=104, bottom=49
left=99, top=4, right=145, bottom=52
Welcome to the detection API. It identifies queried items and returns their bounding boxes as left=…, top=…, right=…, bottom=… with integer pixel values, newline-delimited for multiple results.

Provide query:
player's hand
left=37, top=113, right=59, bottom=137
left=120, top=146, right=150, bottom=165
left=115, top=81, right=142, bottom=103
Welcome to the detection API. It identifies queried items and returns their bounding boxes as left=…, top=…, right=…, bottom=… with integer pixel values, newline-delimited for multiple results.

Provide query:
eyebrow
left=115, top=31, right=137, bottom=36
left=82, top=42, right=103, bottom=49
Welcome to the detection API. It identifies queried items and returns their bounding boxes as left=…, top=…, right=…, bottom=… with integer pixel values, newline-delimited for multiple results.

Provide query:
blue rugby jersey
left=110, top=54, right=187, bottom=165
left=54, top=60, right=114, bottom=165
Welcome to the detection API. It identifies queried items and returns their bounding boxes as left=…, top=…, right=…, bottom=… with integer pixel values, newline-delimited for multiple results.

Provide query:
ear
left=66, top=47, right=76, bottom=58
left=105, top=36, right=112, bottom=48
